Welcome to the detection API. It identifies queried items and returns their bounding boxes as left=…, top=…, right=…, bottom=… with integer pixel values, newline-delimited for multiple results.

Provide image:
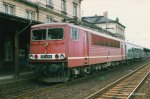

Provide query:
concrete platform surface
left=0, top=71, right=35, bottom=85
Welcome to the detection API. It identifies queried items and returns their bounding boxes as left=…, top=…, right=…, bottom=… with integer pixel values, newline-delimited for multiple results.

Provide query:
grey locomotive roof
left=125, top=41, right=144, bottom=49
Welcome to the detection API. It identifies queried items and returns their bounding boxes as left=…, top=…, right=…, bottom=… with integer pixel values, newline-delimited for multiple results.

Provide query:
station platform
left=0, top=62, right=34, bottom=85
left=0, top=71, right=35, bottom=85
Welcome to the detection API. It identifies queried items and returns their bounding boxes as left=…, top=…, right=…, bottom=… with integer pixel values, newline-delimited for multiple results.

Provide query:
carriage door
left=84, top=31, right=88, bottom=65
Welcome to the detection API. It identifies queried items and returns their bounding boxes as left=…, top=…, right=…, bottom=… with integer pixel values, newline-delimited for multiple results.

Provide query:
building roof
left=82, top=16, right=126, bottom=28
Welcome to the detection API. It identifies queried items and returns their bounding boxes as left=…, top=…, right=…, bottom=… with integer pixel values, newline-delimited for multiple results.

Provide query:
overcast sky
left=81, top=0, right=150, bottom=48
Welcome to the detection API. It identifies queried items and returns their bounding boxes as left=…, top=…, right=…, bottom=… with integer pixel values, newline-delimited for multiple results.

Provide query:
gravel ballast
left=26, top=60, right=150, bottom=99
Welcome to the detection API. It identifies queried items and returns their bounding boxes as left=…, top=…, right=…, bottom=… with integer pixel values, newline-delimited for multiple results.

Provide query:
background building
left=82, top=15, right=126, bottom=39
left=0, top=0, right=82, bottom=22
left=0, top=0, right=82, bottom=75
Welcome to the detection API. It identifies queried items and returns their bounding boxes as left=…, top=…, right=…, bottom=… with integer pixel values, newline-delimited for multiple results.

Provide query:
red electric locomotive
left=29, top=23, right=125, bottom=82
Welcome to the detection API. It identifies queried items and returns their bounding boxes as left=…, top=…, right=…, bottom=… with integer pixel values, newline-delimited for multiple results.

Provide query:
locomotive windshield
left=32, top=29, right=46, bottom=40
left=47, top=28, right=63, bottom=40
left=32, top=28, right=64, bottom=40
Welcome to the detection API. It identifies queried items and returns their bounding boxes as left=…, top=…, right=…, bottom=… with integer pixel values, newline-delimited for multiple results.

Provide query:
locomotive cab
left=30, top=27, right=65, bottom=60
left=29, top=23, right=69, bottom=82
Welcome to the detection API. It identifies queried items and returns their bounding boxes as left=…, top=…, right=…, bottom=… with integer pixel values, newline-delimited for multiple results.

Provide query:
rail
left=86, top=62, right=150, bottom=99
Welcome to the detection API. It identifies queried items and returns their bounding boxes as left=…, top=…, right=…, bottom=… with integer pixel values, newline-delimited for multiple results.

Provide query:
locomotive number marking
left=41, top=55, right=52, bottom=59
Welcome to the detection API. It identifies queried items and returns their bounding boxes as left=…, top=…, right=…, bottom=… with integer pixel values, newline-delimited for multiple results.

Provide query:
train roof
left=144, top=48, right=150, bottom=52
left=125, top=41, right=149, bottom=50
left=32, top=23, right=124, bottom=42
left=125, top=41, right=144, bottom=48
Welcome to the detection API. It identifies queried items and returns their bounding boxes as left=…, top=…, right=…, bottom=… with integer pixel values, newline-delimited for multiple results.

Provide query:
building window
left=3, top=3, right=14, bottom=15
left=61, top=0, right=66, bottom=14
left=26, top=10, right=35, bottom=20
left=71, top=27, right=79, bottom=40
left=46, top=0, right=53, bottom=8
left=46, top=16, right=53, bottom=22
left=73, top=3, right=77, bottom=17
left=116, top=26, right=118, bottom=33
left=4, top=42, right=13, bottom=61
left=73, top=0, right=78, bottom=3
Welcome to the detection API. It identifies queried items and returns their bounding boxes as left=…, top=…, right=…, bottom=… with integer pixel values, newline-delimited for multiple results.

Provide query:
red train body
left=29, top=23, right=126, bottom=82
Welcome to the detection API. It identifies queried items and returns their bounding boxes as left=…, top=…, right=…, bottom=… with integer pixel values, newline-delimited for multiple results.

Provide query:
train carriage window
left=32, top=29, right=46, bottom=40
left=48, top=28, right=63, bottom=40
left=71, top=27, right=79, bottom=40
left=100, top=37, right=103, bottom=46
left=113, top=40, right=116, bottom=47
left=113, top=40, right=115, bottom=47
left=110, top=39, right=113, bottom=47
left=116, top=41, right=120, bottom=48
left=105, top=39, right=109, bottom=46
left=101, top=38, right=105, bottom=46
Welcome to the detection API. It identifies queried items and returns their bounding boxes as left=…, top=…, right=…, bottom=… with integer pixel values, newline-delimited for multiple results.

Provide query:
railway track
left=9, top=73, right=107, bottom=99
left=0, top=68, right=110, bottom=99
left=86, top=63, right=150, bottom=99
left=1, top=61, right=149, bottom=99
left=0, top=80, right=61, bottom=99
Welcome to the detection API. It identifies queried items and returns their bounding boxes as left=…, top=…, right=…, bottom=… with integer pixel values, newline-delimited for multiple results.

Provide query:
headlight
left=60, top=54, right=65, bottom=59
left=29, top=55, right=33, bottom=59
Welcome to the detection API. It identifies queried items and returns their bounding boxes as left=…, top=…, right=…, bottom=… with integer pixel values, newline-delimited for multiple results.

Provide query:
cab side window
left=71, top=27, right=79, bottom=40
